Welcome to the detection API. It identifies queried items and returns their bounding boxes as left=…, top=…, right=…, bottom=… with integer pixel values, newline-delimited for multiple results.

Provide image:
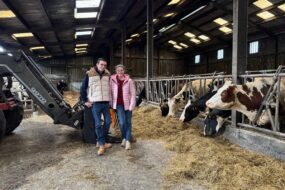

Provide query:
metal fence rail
left=134, top=67, right=285, bottom=138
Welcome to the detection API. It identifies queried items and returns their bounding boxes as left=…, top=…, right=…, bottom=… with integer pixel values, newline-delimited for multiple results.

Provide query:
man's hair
left=96, top=58, right=107, bottom=64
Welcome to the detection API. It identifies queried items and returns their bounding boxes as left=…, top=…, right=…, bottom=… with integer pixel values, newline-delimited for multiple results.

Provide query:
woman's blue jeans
left=116, top=105, right=132, bottom=141
left=91, top=102, right=111, bottom=146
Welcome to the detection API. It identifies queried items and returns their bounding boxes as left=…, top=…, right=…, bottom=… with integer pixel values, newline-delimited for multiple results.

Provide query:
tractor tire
left=4, top=103, right=24, bottom=135
left=81, top=108, right=97, bottom=144
left=0, top=110, right=6, bottom=141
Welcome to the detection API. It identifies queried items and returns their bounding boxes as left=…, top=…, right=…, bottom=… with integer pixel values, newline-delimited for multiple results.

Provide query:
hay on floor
left=132, top=105, right=285, bottom=190
left=63, top=91, right=80, bottom=107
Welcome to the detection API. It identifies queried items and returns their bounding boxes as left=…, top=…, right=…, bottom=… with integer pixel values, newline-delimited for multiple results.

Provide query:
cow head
left=160, top=99, right=169, bottom=117
left=167, top=97, right=181, bottom=117
left=206, top=81, right=236, bottom=110
left=204, top=109, right=231, bottom=136
left=204, top=116, right=227, bottom=137
left=136, top=87, right=146, bottom=107
left=183, top=105, right=200, bottom=122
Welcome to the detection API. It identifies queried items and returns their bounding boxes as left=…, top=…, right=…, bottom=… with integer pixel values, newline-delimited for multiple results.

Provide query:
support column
left=121, top=25, right=126, bottom=65
left=274, top=36, right=279, bottom=69
left=232, top=0, right=248, bottom=127
left=109, top=43, right=114, bottom=73
left=146, top=0, right=153, bottom=101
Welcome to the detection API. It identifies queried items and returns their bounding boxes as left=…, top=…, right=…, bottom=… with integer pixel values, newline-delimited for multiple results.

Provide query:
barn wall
left=37, top=56, right=93, bottom=91
left=185, top=33, right=285, bottom=75
left=114, top=44, right=186, bottom=77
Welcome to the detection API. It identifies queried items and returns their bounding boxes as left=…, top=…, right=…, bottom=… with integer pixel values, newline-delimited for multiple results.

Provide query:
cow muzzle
left=203, top=117, right=218, bottom=136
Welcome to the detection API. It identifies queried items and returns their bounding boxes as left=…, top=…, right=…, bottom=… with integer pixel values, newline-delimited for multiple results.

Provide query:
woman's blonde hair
left=115, top=64, right=125, bottom=70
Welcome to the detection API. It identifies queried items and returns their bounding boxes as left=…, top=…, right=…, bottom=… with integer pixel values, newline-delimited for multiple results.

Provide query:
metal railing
left=134, top=67, right=285, bottom=138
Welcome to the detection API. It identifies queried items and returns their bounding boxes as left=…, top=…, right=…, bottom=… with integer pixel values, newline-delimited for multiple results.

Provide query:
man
left=80, top=58, right=112, bottom=156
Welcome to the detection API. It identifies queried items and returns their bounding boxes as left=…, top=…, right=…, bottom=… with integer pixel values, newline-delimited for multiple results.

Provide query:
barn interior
left=1, top=0, right=285, bottom=189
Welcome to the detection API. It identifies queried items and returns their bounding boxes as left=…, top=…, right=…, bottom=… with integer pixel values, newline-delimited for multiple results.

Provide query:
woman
left=110, top=64, right=136, bottom=150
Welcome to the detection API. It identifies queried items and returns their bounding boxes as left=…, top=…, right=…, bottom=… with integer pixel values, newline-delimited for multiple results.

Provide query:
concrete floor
left=0, top=115, right=205, bottom=190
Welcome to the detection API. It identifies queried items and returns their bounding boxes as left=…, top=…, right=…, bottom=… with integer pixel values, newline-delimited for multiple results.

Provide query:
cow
left=160, top=99, right=170, bottom=116
left=136, top=87, right=146, bottom=107
left=203, top=109, right=231, bottom=136
left=162, top=79, right=214, bottom=117
left=179, top=79, right=225, bottom=122
left=206, top=78, right=285, bottom=127
left=160, top=82, right=190, bottom=117
left=180, top=87, right=217, bottom=122
left=134, top=81, right=146, bottom=107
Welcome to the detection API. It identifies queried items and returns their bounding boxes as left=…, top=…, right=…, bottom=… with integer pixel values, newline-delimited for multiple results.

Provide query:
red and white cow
left=206, top=78, right=285, bottom=126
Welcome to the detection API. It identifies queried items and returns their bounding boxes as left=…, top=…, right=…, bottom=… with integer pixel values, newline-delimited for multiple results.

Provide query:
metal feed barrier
left=134, top=72, right=227, bottom=105
left=134, top=67, right=285, bottom=138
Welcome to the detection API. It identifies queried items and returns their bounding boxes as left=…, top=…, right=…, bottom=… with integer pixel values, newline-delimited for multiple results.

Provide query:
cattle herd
left=135, top=74, right=285, bottom=137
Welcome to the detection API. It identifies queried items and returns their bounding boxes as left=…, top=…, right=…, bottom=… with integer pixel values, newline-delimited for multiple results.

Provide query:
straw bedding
left=132, top=105, right=285, bottom=190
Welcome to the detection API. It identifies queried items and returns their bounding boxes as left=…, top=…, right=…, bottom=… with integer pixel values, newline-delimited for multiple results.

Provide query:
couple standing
left=80, top=58, right=136, bottom=156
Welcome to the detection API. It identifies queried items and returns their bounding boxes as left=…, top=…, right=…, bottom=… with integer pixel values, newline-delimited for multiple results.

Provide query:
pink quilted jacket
left=110, top=74, right=136, bottom=111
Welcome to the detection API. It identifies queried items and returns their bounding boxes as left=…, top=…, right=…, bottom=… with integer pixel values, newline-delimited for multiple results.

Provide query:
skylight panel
left=179, top=43, right=189, bottom=48
left=12, top=32, right=34, bottom=38
left=76, top=0, right=101, bottom=8
left=253, top=0, right=272, bottom=9
left=184, top=32, right=195, bottom=38
left=0, top=10, right=16, bottom=18
left=198, top=35, right=210, bottom=41
left=256, top=11, right=275, bottom=20
left=190, top=38, right=201, bottom=44
left=213, top=18, right=228, bottom=25
left=74, top=8, right=97, bottom=19
left=219, top=26, right=232, bottom=34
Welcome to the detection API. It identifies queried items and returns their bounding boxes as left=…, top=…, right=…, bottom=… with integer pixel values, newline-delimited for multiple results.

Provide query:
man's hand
left=84, top=101, right=93, bottom=108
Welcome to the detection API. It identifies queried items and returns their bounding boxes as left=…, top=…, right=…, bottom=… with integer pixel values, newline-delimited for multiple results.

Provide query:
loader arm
left=0, top=51, right=84, bottom=128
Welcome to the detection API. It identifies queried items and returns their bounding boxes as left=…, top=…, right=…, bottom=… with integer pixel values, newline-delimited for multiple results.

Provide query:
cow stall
left=134, top=66, right=285, bottom=160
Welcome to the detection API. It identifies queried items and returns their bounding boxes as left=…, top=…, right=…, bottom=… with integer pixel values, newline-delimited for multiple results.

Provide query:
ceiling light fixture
left=164, top=12, right=175, bottom=17
left=74, top=8, right=97, bottom=19
left=0, top=10, right=16, bottom=18
left=76, top=44, right=88, bottom=47
left=30, top=46, right=45, bottom=51
left=76, top=51, right=87, bottom=54
left=168, top=0, right=181, bottom=6
left=213, top=18, right=228, bottom=25
left=75, top=30, right=92, bottom=39
left=168, top=40, right=177, bottom=45
left=76, top=0, right=101, bottom=8
left=12, top=32, right=34, bottom=38
left=75, top=47, right=87, bottom=51
left=198, top=35, right=210, bottom=41
left=179, top=43, right=189, bottom=48
left=278, top=4, right=285, bottom=12
left=219, top=26, right=232, bottom=34
left=131, top=33, right=140, bottom=38
left=126, top=39, right=132, bottom=42
left=173, top=45, right=183, bottom=50
left=184, top=32, right=196, bottom=38
left=190, top=38, right=201, bottom=44
left=256, top=11, right=275, bottom=20
left=253, top=0, right=273, bottom=9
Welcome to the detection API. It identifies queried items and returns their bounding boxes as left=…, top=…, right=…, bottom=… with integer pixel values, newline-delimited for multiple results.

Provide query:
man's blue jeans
left=116, top=105, right=132, bottom=141
left=91, top=102, right=111, bottom=146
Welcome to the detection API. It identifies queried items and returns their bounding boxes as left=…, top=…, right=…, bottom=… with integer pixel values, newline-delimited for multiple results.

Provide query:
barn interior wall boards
left=113, top=44, right=186, bottom=77
left=37, top=56, right=93, bottom=91
left=185, top=33, right=285, bottom=75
